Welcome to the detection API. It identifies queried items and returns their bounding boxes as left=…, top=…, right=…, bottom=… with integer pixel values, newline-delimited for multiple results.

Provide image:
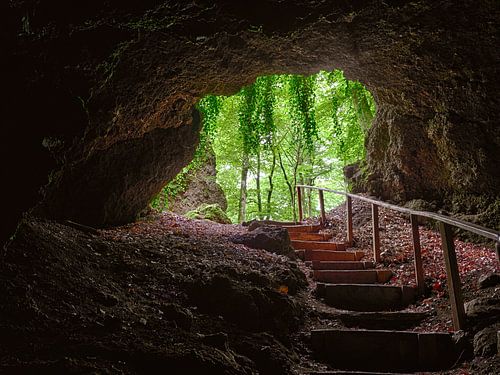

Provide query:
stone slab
left=314, top=270, right=379, bottom=284
left=324, top=284, right=412, bottom=311
left=311, top=329, right=457, bottom=372
left=311, top=329, right=419, bottom=371
left=336, top=311, right=430, bottom=330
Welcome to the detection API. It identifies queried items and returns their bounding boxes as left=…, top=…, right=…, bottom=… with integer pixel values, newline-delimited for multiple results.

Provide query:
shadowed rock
left=230, top=226, right=294, bottom=258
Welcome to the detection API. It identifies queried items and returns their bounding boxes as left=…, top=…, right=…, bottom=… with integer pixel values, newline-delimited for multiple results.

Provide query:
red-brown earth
left=1, top=201, right=498, bottom=374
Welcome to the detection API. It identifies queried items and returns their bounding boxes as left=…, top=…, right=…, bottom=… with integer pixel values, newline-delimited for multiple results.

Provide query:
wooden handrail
left=295, top=184, right=500, bottom=331
left=296, top=184, right=500, bottom=242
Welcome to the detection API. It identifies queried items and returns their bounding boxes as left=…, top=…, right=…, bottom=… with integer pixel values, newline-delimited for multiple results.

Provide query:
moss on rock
left=186, top=203, right=231, bottom=224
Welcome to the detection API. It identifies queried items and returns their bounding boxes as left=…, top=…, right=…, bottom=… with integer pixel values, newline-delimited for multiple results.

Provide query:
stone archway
left=4, top=0, right=499, bottom=244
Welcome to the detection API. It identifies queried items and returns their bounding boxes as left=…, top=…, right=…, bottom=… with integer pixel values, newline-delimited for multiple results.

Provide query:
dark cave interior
left=4, top=0, right=499, bottom=243
left=2, top=1, right=500, bottom=373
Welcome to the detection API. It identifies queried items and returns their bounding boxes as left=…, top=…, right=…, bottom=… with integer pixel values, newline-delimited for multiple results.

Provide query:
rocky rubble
left=0, top=215, right=309, bottom=374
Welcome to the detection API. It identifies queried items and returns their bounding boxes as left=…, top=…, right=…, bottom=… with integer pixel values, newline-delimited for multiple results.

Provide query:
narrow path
left=279, top=221, right=460, bottom=373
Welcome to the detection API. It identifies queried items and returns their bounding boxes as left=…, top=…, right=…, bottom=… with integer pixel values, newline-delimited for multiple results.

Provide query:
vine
left=151, top=69, right=376, bottom=220
left=151, top=94, right=223, bottom=211
left=287, top=74, right=318, bottom=152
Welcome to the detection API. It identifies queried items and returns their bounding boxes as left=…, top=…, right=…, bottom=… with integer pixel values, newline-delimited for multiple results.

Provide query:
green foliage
left=151, top=96, right=222, bottom=211
left=152, top=69, right=376, bottom=222
left=287, top=74, right=317, bottom=152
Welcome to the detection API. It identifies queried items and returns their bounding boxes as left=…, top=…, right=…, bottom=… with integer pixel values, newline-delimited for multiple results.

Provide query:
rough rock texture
left=478, top=273, right=500, bottom=289
left=37, top=120, right=200, bottom=226
left=465, top=295, right=500, bottom=321
left=4, top=0, right=500, bottom=244
left=230, top=226, right=295, bottom=259
left=186, top=203, right=232, bottom=224
left=0, top=216, right=308, bottom=374
left=474, top=325, right=500, bottom=357
left=168, top=147, right=228, bottom=214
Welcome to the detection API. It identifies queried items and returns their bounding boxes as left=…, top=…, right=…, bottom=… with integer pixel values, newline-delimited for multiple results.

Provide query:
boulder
left=230, top=226, right=294, bottom=258
left=478, top=273, right=500, bottom=289
left=185, top=203, right=231, bottom=224
left=168, top=146, right=228, bottom=214
left=465, top=296, right=500, bottom=320
left=474, top=325, right=500, bottom=357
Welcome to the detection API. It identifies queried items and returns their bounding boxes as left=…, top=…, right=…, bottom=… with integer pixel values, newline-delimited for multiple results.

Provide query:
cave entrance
left=152, top=70, right=376, bottom=224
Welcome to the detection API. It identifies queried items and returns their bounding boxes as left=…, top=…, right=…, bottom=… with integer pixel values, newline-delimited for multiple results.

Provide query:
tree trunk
left=238, top=152, right=249, bottom=223
left=278, top=151, right=296, bottom=221
left=266, top=153, right=276, bottom=219
left=256, top=150, right=263, bottom=219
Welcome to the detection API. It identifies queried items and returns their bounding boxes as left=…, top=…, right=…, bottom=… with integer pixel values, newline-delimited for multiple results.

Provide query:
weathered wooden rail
left=296, top=184, right=500, bottom=331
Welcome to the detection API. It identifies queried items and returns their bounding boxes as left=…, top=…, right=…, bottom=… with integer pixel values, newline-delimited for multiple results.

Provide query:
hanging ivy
left=287, top=74, right=318, bottom=152
left=151, top=94, right=223, bottom=211
left=152, top=69, right=377, bottom=221
left=238, top=84, right=258, bottom=154
left=254, top=75, right=276, bottom=148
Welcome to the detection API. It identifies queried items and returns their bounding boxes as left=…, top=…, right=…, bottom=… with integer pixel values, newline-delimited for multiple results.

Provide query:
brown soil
left=1, top=207, right=498, bottom=374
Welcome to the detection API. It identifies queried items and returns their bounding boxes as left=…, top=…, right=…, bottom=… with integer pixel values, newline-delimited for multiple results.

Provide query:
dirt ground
left=1, top=204, right=498, bottom=374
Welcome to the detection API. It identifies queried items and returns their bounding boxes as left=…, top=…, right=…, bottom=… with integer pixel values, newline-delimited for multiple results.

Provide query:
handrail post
left=346, top=196, right=353, bottom=246
left=411, top=214, right=425, bottom=295
left=319, top=190, right=326, bottom=225
left=297, top=186, right=303, bottom=222
left=438, top=222, right=466, bottom=331
left=372, top=204, right=381, bottom=263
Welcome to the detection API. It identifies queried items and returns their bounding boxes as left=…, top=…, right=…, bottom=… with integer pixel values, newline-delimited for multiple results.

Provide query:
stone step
left=283, top=223, right=323, bottom=233
left=316, top=284, right=416, bottom=311
left=304, top=250, right=365, bottom=262
left=265, top=220, right=301, bottom=225
left=334, top=311, right=430, bottom=330
left=311, top=329, right=457, bottom=372
left=309, top=372, right=413, bottom=375
left=289, top=232, right=333, bottom=241
left=292, top=240, right=346, bottom=251
left=311, top=260, right=374, bottom=270
left=313, top=269, right=393, bottom=284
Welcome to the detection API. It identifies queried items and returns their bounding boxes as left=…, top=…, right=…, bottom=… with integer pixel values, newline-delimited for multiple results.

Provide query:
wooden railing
left=296, top=184, right=500, bottom=331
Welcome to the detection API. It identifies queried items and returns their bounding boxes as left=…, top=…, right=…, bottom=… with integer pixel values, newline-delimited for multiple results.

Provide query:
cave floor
left=0, top=206, right=498, bottom=374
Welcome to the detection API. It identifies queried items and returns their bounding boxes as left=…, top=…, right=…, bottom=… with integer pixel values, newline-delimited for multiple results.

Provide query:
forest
left=152, top=70, right=376, bottom=223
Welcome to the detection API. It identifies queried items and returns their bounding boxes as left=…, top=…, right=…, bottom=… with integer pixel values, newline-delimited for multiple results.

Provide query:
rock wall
left=4, top=0, right=499, bottom=244
left=168, top=147, right=228, bottom=215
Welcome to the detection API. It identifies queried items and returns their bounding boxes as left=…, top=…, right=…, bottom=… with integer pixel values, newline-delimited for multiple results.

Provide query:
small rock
left=474, top=325, right=500, bottom=357
left=478, top=273, right=500, bottom=289
left=497, top=330, right=500, bottom=355
left=139, top=317, right=147, bottom=325
left=160, top=303, right=193, bottom=330
left=465, top=296, right=500, bottom=319
left=452, top=330, right=473, bottom=360
left=380, top=249, right=393, bottom=258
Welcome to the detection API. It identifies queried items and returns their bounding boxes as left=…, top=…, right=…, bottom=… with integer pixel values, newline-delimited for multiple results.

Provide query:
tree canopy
left=152, top=70, right=376, bottom=223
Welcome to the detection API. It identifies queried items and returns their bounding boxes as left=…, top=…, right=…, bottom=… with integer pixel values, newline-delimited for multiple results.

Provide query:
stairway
left=276, top=221, right=459, bottom=373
